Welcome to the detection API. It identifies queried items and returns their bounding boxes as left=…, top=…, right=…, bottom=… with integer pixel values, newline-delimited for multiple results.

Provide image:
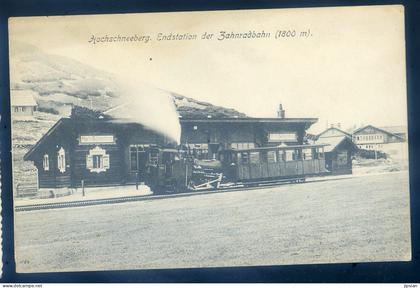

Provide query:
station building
left=24, top=106, right=319, bottom=192
left=352, top=125, right=407, bottom=160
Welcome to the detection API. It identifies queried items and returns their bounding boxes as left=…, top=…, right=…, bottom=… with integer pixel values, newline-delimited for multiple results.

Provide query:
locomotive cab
left=146, top=148, right=192, bottom=194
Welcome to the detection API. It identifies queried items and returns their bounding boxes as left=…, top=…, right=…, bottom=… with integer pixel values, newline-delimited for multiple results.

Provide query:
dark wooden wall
left=35, top=128, right=72, bottom=189
left=180, top=121, right=307, bottom=149
left=325, top=143, right=354, bottom=175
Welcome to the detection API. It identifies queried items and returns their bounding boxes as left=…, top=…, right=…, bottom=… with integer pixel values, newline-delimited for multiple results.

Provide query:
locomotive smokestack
left=277, top=104, right=285, bottom=118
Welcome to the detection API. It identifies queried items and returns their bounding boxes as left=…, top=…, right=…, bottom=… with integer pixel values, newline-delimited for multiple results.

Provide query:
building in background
left=316, top=126, right=351, bottom=139
left=315, top=126, right=357, bottom=175
left=352, top=125, right=407, bottom=160
left=379, top=125, right=407, bottom=141
left=352, top=125, right=405, bottom=150
left=11, top=90, right=38, bottom=120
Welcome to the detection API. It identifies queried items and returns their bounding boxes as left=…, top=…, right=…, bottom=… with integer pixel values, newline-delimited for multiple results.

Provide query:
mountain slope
left=10, top=41, right=247, bottom=118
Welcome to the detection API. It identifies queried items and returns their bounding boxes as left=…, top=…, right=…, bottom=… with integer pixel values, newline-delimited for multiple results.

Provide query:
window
left=93, top=155, right=102, bottom=169
left=187, top=143, right=209, bottom=160
left=231, top=142, right=255, bottom=150
left=130, top=146, right=138, bottom=171
left=43, top=154, right=49, bottom=171
left=86, top=146, right=110, bottom=173
left=149, top=150, right=159, bottom=166
left=130, top=145, right=147, bottom=171
left=267, top=150, right=277, bottom=163
left=250, top=152, right=260, bottom=164
left=238, top=152, right=249, bottom=164
left=278, top=150, right=286, bottom=161
left=312, top=148, right=318, bottom=160
left=302, top=148, right=313, bottom=160
left=57, top=147, right=66, bottom=173
left=260, top=151, right=268, bottom=163
left=285, top=150, right=294, bottom=161
left=291, top=149, right=302, bottom=161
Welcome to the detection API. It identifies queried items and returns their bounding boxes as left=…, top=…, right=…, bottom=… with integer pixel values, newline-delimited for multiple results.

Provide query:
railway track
left=14, top=174, right=358, bottom=212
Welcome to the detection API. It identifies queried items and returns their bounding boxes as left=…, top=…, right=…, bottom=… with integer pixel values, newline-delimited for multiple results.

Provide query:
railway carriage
left=23, top=106, right=333, bottom=197
left=146, top=144, right=329, bottom=192
left=221, top=144, right=329, bottom=184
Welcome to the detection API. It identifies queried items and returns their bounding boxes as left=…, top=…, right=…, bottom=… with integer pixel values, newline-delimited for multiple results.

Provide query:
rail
left=15, top=174, right=359, bottom=212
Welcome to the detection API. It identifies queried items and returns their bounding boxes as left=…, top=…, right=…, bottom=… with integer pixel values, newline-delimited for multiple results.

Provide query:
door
left=129, top=145, right=149, bottom=182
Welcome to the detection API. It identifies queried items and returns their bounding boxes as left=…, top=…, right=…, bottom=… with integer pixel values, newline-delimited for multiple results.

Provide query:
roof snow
left=10, top=90, right=38, bottom=107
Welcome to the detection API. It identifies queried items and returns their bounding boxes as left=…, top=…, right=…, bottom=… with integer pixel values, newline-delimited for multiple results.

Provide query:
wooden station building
left=24, top=107, right=319, bottom=191
left=180, top=117, right=316, bottom=160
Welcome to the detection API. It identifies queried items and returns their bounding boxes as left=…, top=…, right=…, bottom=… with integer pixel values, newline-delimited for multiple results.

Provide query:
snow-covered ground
left=14, top=171, right=411, bottom=272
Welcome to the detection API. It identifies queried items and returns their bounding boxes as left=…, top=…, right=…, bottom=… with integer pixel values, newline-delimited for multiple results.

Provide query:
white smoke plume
left=104, top=77, right=181, bottom=144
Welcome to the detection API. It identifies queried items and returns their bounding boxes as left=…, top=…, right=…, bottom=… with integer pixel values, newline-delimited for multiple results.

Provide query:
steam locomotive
left=145, top=144, right=329, bottom=193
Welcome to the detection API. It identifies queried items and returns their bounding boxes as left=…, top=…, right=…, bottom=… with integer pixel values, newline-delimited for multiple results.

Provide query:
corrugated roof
left=10, top=90, right=38, bottom=107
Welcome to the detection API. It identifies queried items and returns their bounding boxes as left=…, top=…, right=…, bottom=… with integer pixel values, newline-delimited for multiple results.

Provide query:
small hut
left=317, top=136, right=358, bottom=175
left=11, top=90, right=38, bottom=120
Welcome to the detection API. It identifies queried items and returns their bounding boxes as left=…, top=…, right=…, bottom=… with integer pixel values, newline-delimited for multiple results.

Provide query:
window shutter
left=103, top=154, right=110, bottom=169
left=86, top=155, right=93, bottom=169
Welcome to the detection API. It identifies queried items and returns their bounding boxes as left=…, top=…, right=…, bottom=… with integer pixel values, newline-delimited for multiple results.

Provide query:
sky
left=8, top=5, right=407, bottom=133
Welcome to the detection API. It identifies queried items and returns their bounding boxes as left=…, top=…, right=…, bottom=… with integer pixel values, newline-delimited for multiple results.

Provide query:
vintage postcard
left=8, top=5, right=410, bottom=273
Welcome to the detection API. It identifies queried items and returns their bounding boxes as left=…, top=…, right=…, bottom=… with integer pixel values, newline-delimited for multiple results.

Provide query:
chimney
left=277, top=104, right=285, bottom=118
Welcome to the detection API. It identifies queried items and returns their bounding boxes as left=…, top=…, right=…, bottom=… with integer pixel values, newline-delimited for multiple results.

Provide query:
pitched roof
left=352, top=124, right=404, bottom=140
left=317, top=127, right=351, bottom=139
left=10, top=90, right=38, bottom=107
left=24, top=118, right=69, bottom=161
left=379, top=125, right=407, bottom=135
left=315, top=135, right=357, bottom=153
